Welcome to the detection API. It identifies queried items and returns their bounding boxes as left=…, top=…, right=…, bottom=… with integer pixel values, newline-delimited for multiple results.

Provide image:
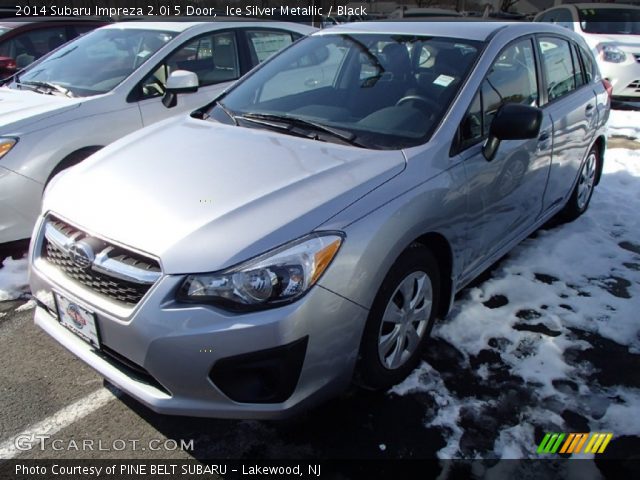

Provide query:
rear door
left=536, top=36, right=598, bottom=214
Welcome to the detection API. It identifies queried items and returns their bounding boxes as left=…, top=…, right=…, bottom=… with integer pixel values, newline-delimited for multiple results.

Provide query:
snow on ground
left=0, top=257, right=29, bottom=301
left=608, top=110, right=640, bottom=140
left=393, top=146, right=640, bottom=463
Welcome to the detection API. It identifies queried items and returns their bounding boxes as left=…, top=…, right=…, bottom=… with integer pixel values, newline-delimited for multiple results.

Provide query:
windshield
left=14, top=28, right=175, bottom=96
left=211, top=34, right=481, bottom=150
left=579, top=8, right=640, bottom=34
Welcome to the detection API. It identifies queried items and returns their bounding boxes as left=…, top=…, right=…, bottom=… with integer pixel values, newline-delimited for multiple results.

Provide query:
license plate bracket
left=54, top=292, right=101, bottom=349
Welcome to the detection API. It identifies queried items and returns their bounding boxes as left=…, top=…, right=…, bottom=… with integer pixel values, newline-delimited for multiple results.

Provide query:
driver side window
left=458, top=39, right=538, bottom=150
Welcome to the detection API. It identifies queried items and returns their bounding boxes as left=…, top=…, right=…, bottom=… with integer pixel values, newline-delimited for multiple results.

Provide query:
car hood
left=45, top=117, right=406, bottom=274
left=0, top=87, right=82, bottom=131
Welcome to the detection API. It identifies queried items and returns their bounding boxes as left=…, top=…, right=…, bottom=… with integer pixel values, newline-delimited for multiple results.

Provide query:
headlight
left=0, top=138, right=17, bottom=160
left=598, top=44, right=626, bottom=63
left=178, top=232, right=344, bottom=310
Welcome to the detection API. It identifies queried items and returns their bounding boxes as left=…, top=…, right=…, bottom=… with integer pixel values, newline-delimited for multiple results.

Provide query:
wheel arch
left=45, top=145, right=104, bottom=186
left=411, top=232, right=454, bottom=320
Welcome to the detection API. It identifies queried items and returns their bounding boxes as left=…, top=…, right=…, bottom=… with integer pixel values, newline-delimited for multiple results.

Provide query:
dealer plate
left=54, top=292, right=101, bottom=349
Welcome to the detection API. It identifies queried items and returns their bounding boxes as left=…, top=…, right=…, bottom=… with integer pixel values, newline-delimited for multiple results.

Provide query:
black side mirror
left=483, top=103, right=542, bottom=161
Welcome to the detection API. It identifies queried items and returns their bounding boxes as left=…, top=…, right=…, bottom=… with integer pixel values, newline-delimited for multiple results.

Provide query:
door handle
left=585, top=104, right=595, bottom=116
left=538, top=132, right=550, bottom=142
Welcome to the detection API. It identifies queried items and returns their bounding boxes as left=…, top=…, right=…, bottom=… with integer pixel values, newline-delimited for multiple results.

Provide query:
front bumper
left=599, top=56, right=640, bottom=99
left=30, top=241, right=368, bottom=419
left=0, top=166, right=43, bottom=244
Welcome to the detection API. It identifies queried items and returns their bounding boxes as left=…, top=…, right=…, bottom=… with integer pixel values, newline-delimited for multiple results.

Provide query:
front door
left=456, top=38, right=553, bottom=278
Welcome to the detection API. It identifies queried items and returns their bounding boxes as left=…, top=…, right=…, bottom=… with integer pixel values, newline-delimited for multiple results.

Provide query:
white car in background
left=0, top=20, right=314, bottom=245
left=534, top=3, right=640, bottom=104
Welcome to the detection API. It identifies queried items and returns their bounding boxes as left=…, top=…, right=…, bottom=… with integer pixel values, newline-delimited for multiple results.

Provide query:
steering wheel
left=395, top=95, right=440, bottom=112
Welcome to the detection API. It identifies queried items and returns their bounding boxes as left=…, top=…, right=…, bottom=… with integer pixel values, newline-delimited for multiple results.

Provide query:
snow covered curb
left=608, top=110, right=640, bottom=140
left=0, top=257, right=29, bottom=302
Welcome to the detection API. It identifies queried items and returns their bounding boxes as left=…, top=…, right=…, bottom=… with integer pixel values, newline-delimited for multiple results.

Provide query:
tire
left=355, top=245, right=440, bottom=390
left=560, top=145, right=599, bottom=222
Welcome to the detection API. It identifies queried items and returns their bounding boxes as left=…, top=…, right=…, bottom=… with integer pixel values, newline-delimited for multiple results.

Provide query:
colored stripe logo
left=537, top=433, right=613, bottom=454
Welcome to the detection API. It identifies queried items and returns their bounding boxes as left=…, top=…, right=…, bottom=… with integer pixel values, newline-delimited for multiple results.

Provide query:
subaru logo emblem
left=68, top=240, right=95, bottom=270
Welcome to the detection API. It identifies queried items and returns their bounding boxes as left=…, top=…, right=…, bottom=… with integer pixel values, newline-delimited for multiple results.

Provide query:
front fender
left=317, top=165, right=466, bottom=311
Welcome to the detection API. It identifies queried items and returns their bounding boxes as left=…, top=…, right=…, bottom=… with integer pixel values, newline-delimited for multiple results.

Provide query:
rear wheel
left=356, top=245, right=440, bottom=390
left=561, top=146, right=599, bottom=221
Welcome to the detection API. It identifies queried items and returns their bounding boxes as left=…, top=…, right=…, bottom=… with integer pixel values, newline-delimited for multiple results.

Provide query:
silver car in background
left=30, top=22, right=609, bottom=418
left=0, top=20, right=314, bottom=244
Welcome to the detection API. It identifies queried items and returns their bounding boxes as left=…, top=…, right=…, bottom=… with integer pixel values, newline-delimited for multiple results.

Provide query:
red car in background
left=0, top=19, right=107, bottom=79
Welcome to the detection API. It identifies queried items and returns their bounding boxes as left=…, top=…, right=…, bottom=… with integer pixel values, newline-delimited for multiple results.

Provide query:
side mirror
left=162, top=70, right=199, bottom=108
left=483, top=103, right=542, bottom=161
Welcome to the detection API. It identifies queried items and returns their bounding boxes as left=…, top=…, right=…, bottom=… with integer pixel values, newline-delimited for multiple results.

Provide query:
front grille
left=41, top=217, right=161, bottom=306
left=626, top=79, right=640, bottom=93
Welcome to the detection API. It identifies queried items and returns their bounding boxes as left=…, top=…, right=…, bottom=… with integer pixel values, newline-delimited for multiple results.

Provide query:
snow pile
left=393, top=147, right=640, bottom=460
left=608, top=110, right=640, bottom=140
left=0, top=257, right=29, bottom=301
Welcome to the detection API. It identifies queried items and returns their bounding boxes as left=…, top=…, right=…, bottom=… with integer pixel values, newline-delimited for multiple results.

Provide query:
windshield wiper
left=20, top=81, right=74, bottom=97
left=238, top=113, right=365, bottom=148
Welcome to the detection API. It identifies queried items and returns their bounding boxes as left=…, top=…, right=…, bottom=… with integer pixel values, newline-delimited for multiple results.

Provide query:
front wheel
left=560, top=146, right=599, bottom=221
left=355, top=245, right=440, bottom=390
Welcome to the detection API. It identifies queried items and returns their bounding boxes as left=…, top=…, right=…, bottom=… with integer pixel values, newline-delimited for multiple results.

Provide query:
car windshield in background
left=0, top=27, right=10, bottom=35
left=14, top=28, right=175, bottom=97
left=579, top=8, right=640, bottom=34
left=213, top=34, right=481, bottom=150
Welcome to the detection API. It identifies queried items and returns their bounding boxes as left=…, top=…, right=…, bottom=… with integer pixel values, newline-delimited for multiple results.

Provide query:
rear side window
left=167, top=31, right=239, bottom=87
left=458, top=39, right=538, bottom=149
left=538, top=37, right=580, bottom=101
left=246, top=30, right=294, bottom=64
left=570, top=44, right=586, bottom=89
left=577, top=45, right=595, bottom=83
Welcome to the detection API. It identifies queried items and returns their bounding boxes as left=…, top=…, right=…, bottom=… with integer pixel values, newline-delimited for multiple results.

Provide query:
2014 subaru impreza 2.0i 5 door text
left=29, top=22, right=610, bottom=418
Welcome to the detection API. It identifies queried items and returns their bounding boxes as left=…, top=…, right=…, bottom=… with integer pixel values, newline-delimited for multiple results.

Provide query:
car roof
left=562, top=3, right=640, bottom=10
left=315, top=21, right=513, bottom=42
left=403, top=8, right=463, bottom=17
left=101, top=19, right=315, bottom=34
left=101, top=21, right=206, bottom=33
left=0, top=18, right=105, bottom=30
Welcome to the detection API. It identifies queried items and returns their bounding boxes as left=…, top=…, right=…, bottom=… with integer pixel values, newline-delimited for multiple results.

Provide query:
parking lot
left=0, top=107, right=639, bottom=473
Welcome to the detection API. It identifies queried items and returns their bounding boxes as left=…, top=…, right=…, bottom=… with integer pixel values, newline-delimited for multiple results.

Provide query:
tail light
left=602, top=79, right=613, bottom=99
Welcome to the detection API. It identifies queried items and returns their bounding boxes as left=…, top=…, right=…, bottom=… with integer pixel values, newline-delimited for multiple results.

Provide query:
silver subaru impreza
left=29, top=22, right=609, bottom=418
